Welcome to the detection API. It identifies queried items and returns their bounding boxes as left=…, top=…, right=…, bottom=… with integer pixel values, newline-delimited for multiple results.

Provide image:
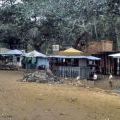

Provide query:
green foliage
left=0, top=0, right=120, bottom=52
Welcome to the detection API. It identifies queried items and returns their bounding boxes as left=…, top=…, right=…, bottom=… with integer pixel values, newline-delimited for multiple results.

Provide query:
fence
left=52, top=66, right=90, bottom=79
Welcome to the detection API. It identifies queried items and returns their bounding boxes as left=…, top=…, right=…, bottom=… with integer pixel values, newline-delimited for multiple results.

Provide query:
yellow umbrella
left=59, top=48, right=84, bottom=56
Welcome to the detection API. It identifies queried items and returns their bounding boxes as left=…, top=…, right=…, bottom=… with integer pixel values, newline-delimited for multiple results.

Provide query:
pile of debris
left=21, top=69, right=63, bottom=84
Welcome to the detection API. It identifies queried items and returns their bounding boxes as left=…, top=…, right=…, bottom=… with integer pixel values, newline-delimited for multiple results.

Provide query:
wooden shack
left=80, top=40, right=118, bottom=75
left=92, top=51, right=118, bottom=75
left=84, top=40, right=113, bottom=54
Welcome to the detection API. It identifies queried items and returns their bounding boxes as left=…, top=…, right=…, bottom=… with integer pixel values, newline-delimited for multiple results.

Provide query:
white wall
left=36, top=58, right=49, bottom=68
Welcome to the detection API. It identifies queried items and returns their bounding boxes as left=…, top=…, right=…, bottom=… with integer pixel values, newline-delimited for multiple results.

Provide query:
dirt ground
left=0, top=71, right=120, bottom=120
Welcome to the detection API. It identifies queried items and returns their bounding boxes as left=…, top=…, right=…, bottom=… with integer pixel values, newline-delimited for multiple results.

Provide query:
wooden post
left=117, top=58, right=120, bottom=75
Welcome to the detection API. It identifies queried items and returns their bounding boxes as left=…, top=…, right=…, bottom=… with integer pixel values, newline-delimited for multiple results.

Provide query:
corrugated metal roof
left=24, top=50, right=46, bottom=57
left=6, top=49, right=23, bottom=55
left=0, top=48, right=10, bottom=54
left=48, top=55, right=101, bottom=60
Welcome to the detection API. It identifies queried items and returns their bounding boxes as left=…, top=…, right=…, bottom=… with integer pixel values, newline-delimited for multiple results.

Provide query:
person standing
left=93, top=73, right=97, bottom=85
left=93, top=73, right=97, bottom=80
left=108, top=73, right=113, bottom=88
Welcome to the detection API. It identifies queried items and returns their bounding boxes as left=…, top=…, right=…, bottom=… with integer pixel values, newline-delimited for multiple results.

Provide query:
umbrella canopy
left=109, top=53, right=120, bottom=58
left=6, top=49, right=23, bottom=55
left=59, top=48, right=84, bottom=56
left=25, top=50, right=46, bottom=57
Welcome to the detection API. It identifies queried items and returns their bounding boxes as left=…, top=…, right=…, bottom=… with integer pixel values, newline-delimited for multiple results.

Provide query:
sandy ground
left=0, top=71, right=120, bottom=120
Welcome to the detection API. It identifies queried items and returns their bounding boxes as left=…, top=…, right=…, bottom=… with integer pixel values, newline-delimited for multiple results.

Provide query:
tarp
left=59, top=48, right=84, bottom=56
left=6, top=49, right=23, bottom=55
left=25, top=50, right=46, bottom=57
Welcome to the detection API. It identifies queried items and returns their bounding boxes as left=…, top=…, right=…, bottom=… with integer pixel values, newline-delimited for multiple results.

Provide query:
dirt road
left=0, top=70, right=120, bottom=120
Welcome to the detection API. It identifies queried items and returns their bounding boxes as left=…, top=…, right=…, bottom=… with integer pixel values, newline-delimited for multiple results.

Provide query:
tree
left=0, top=0, right=120, bottom=52
left=106, top=0, right=120, bottom=50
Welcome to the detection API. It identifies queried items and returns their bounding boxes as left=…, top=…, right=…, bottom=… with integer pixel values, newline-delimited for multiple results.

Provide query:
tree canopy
left=0, top=0, right=120, bottom=52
